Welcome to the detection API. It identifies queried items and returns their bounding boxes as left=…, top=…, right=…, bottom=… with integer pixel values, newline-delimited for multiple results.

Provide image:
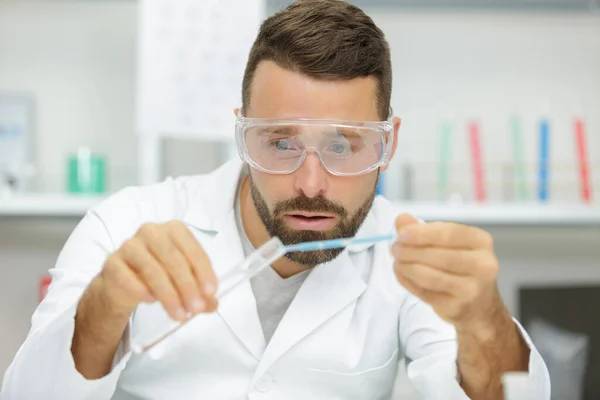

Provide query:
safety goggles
left=235, top=110, right=395, bottom=176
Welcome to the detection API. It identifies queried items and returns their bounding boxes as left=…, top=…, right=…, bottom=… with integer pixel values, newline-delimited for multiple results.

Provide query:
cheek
left=330, top=174, right=378, bottom=210
left=251, top=170, right=295, bottom=205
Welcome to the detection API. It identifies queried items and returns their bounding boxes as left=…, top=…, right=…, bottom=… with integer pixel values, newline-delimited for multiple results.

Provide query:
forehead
left=247, top=60, right=379, bottom=121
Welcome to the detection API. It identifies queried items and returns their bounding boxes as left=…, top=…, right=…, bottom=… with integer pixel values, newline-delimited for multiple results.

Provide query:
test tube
left=468, top=120, right=486, bottom=203
left=574, top=118, right=592, bottom=203
left=511, top=116, right=527, bottom=202
left=438, top=121, right=453, bottom=201
left=538, top=119, right=550, bottom=202
left=131, top=236, right=286, bottom=355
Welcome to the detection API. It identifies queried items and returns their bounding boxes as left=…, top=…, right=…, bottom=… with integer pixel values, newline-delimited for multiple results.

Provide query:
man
left=1, top=1, right=550, bottom=399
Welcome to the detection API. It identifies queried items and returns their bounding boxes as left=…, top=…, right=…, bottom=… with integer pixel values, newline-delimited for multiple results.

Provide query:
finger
left=168, top=221, right=217, bottom=299
left=395, top=271, right=449, bottom=306
left=395, top=213, right=420, bottom=234
left=391, top=244, right=475, bottom=276
left=399, top=222, right=494, bottom=250
left=120, top=238, right=187, bottom=321
left=204, top=297, right=219, bottom=313
left=103, top=255, right=155, bottom=304
left=397, top=273, right=468, bottom=324
left=394, top=262, right=468, bottom=295
left=138, top=223, right=205, bottom=315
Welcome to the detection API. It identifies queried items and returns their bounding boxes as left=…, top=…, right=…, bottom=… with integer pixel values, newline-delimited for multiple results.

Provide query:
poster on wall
left=135, top=0, right=266, bottom=142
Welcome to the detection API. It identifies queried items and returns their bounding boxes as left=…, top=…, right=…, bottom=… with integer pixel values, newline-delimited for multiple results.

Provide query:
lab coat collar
left=182, top=158, right=267, bottom=360
left=182, top=158, right=246, bottom=233
left=205, top=208, right=267, bottom=361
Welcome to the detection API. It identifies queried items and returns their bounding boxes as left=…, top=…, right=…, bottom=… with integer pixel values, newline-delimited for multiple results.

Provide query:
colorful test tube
left=538, top=119, right=550, bottom=202
left=438, top=121, right=452, bottom=200
left=574, top=118, right=591, bottom=203
left=468, top=121, right=486, bottom=203
left=511, top=116, right=527, bottom=201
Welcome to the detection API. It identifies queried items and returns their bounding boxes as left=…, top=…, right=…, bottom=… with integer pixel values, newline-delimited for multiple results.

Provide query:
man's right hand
left=97, top=220, right=218, bottom=321
left=72, top=220, right=216, bottom=379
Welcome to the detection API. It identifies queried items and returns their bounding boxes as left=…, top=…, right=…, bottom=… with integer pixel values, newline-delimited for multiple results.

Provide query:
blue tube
left=538, top=120, right=550, bottom=202
left=284, top=233, right=395, bottom=253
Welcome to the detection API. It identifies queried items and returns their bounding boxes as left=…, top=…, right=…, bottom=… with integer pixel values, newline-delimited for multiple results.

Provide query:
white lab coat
left=1, top=159, right=551, bottom=400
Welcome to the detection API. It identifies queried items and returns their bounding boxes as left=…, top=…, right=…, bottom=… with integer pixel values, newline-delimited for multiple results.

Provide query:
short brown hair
left=242, top=0, right=392, bottom=120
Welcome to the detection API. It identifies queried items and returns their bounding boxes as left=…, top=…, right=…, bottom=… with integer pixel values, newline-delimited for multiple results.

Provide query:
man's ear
left=381, top=116, right=401, bottom=172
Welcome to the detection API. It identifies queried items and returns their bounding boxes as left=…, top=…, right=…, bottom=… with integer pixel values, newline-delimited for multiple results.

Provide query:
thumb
left=395, top=213, right=419, bottom=233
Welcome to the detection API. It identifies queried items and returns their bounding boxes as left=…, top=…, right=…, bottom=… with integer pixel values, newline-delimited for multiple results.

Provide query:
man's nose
left=293, top=152, right=329, bottom=198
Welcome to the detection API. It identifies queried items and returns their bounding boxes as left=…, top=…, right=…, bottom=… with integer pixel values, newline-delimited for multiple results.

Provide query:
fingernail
left=396, top=231, right=410, bottom=242
left=190, top=297, right=206, bottom=313
left=203, top=281, right=216, bottom=296
left=174, top=307, right=187, bottom=321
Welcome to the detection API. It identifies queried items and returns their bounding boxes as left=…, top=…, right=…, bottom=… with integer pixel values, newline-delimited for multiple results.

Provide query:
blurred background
left=0, top=0, right=599, bottom=398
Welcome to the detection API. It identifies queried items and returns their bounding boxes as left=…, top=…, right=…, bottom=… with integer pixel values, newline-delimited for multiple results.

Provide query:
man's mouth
left=283, top=212, right=337, bottom=231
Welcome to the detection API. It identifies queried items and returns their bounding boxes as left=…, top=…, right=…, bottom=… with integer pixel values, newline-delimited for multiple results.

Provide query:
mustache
left=272, top=194, right=348, bottom=219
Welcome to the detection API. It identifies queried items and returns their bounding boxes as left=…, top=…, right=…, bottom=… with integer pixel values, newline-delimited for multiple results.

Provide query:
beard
left=249, top=173, right=378, bottom=267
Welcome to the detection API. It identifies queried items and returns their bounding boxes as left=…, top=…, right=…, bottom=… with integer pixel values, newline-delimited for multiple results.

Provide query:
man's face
left=243, top=61, right=398, bottom=266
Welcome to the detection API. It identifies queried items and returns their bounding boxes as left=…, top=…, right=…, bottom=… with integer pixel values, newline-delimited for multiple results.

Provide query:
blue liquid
left=538, top=120, right=550, bottom=202
left=284, top=233, right=395, bottom=253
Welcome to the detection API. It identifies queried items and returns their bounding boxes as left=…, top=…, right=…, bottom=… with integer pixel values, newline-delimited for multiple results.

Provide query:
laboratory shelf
left=0, top=193, right=105, bottom=218
left=1, top=194, right=599, bottom=226
left=395, top=202, right=600, bottom=226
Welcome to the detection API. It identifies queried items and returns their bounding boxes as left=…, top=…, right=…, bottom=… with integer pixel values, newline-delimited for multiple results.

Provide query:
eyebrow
left=328, top=128, right=363, bottom=140
left=256, top=126, right=299, bottom=136
left=256, top=125, right=370, bottom=140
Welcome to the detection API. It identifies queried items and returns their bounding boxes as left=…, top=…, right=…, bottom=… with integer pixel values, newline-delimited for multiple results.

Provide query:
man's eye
left=330, top=142, right=351, bottom=154
left=272, top=140, right=294, bottom=151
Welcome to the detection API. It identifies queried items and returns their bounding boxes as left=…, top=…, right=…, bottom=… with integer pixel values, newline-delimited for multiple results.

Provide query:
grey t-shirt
left=234, top=176, right=310, bottom=344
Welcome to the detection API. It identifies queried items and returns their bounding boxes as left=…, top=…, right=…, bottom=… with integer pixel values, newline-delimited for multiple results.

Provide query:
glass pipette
left=284, top=233, right=395, bottom=253
left=131, top=232, right=395, bottom=356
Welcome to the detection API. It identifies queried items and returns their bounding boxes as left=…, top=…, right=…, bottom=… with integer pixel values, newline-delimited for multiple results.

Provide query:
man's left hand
left=391, top=213, right=507, bottom=335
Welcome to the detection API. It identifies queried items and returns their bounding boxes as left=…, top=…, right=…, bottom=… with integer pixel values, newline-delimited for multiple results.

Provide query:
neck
left=239, top=177, right=310, bottom=278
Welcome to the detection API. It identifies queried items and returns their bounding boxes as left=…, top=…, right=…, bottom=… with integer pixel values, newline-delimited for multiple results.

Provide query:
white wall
left=0, top=1, right=139, bottom=192
left=1, top=2, right=599, bottom=397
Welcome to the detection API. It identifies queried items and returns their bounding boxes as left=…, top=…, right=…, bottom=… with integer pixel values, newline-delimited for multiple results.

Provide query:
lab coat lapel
left=253, top=250, right=366, bottom=381
left=208, top=211, right=267, bottom=361
left=182, top=159, right=266, bottom=360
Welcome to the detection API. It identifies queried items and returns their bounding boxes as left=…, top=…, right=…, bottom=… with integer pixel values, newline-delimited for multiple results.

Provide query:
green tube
left=438, top=121, right=452, bottom=200
left=511, top=116, right=527, bottom=201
